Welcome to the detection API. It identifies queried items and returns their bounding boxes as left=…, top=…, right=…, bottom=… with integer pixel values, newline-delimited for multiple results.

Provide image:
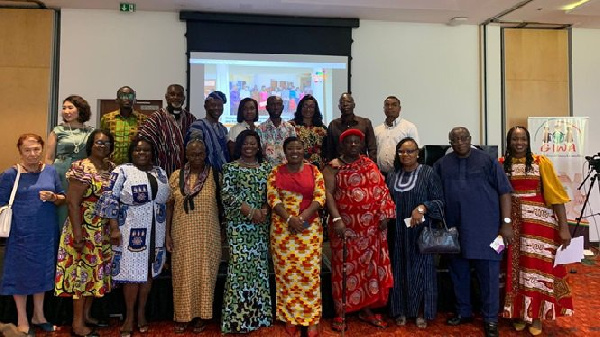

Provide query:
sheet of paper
left=554, top=236, right=584, bottom=267
left=489, top=235, right=505, bottom=254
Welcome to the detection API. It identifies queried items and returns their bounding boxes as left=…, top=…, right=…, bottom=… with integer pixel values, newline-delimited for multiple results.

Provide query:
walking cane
left=340, top=235, right=347, bottom=337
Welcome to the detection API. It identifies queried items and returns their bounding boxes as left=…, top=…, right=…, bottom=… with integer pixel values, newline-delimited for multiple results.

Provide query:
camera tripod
left=572, top=168, right=599, bottom=237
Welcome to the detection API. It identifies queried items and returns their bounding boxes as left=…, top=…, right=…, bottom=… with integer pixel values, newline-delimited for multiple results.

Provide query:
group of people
left=0, top=85, right=573, bottom=337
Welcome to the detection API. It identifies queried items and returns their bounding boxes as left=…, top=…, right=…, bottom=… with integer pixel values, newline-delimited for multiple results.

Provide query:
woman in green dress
left=45, top=95, right=93, bottom=230
left=220, top=129, right=272, bottom=333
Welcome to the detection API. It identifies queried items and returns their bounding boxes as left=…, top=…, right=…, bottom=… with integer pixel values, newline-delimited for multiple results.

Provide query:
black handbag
left=417, top=201, right=460, bottom=254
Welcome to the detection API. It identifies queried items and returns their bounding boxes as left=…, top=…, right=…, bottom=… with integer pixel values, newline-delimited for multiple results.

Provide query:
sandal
left=138, top=324, right=148, bottom=333
left=331, top=317, right=347, bottom=332
left=528, top=326, right=542, bottom=336
left=174, top=323, right=187, bottom=334
left=192, top=320, right=206, bottom=334
left=284, top=323, right=298, bottom=337
left=416, top=317, right=427, bottom=328
left=512, top=320, right=526, bottom=332
left=358, top=312, right=387, bottom=328
left=395, top=316, right=407, bottom=326
left=307, top=324, right=319, bottom=337
left=119, top=330, right=132, bottom=337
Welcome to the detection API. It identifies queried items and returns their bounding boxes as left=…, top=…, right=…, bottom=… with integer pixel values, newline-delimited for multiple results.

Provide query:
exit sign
left=120, top=3, right=136, bottom=12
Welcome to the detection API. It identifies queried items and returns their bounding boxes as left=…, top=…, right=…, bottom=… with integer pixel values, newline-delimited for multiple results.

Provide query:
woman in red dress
left=500, top=126, right=574, bottom=336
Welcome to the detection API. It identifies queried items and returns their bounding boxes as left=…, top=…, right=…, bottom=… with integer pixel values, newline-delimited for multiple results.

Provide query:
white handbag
left=0, top=164, right=21, bottom=237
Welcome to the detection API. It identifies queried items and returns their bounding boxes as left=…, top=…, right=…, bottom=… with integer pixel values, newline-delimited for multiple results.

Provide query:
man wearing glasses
left=100, top=86, right=147, bottom=165
left=433, top=127, right=513, bottom=337
left=374, top=96, right=419, bottom=175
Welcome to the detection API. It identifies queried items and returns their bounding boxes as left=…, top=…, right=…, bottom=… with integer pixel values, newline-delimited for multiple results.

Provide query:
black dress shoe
left=484, top=322, right=499, bottom=337
left=446, top=315, right=474, bottom=326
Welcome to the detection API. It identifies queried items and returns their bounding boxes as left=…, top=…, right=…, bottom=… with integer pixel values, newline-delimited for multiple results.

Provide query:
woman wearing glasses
left=386, top=137, right=444, bottom=328
left=55, top=129, right=116, bottom=337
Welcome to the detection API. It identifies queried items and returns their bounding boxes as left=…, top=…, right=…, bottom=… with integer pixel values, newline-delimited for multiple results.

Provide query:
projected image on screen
left=189, top=52, right=348, bottom=127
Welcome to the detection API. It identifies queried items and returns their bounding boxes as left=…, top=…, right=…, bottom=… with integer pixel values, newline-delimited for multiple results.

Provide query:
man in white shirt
left=374, top=96, right=420, bottom=174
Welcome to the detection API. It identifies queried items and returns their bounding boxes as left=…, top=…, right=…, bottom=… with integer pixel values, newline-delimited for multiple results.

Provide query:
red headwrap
left=339, top=128, right=365, bottom=143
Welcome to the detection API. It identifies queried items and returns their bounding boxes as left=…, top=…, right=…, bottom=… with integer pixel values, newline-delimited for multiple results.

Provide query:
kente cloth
left=55, top=158, right=114, bottom=298
left=96, top=164, right=170, bottom=282
left=328, top=155, right=395, bottom=314
left=267, top=163, right=325, bottom=325
left=138, top=108, right=196, bottom=177
left=500, top=155, right=574, bottom=322
left=100, top=110, right=148, bottom=165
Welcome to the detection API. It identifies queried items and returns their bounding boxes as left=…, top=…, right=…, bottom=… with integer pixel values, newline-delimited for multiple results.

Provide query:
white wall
left=352, top=21, right=480, bottom=146
left=57, top=10, right=600, bottom=242
left=572, top=28, right=600, bottom=242
left=59, top=9, right=186, bottom=127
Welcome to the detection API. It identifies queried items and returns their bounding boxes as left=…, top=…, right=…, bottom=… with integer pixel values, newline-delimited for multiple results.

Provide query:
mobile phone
left=303, top=221, right=310, bottom=229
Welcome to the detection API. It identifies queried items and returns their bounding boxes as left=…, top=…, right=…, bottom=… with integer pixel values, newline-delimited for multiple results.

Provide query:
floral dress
left=55, top=158, right=114, bottom=298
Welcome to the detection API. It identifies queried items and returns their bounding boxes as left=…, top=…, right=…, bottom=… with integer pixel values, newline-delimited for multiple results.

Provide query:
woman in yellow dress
left=267, top=136, right=325, bottom=337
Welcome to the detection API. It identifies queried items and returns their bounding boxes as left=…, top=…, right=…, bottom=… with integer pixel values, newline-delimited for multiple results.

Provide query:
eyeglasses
left=94, top=140, right=111, bottom=146
left=398, top=149, right=418, bottom=155
left=118, top=93, right=135, bottom=100
left=449, top=136, right=471, bottom=144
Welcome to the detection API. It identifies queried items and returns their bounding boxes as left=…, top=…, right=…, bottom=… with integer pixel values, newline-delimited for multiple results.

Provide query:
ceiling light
left=562, top=0, right=590, bottom=11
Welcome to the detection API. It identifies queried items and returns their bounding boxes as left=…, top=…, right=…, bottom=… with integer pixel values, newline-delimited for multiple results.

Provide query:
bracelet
left=332, top=217, right=342, bottom=223
left=286, top=215, right=293, bottom=224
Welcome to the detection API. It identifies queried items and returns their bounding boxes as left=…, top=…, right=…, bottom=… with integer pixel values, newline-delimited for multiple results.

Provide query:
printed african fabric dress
left=55, top=158, right=114, bottom=298
left=96, top=163, right=170, bottom=282
left=329, top=155, right=396, bottom=314
left=267, top=163, right=325, bottom=326
left=220, top=161, right=272, bottom=333
left=168, top=166, right=221, bottom=322
left=500, top=155, right=574, bottom=322
left=289, top=122, right=327, bottom=169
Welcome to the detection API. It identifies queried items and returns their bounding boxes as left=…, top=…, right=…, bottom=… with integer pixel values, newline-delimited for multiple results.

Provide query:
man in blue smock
left=433, top=127, right=513, bottom=337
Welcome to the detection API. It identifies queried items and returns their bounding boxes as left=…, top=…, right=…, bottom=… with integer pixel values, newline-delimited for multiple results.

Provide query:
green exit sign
left=120, top=3, right=136, bottom=12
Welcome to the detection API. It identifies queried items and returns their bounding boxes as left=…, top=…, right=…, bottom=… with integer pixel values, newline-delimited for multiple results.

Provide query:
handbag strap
left=430, top=199, right=449, bottom=229
left=7, top=164, right=21, bottom=208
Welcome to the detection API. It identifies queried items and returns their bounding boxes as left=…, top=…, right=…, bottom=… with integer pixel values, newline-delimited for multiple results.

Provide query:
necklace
left=238, top=158, right=259, bottom=167
left=22, top=162, right=42, bottom=173
left=66, top=124, right=86, bottom=154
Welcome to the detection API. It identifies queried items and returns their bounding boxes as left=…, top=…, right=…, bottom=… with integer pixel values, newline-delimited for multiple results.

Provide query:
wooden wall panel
left=0, top=9, right=54, bottom=170
left=503, top=29, right=570, bottom=130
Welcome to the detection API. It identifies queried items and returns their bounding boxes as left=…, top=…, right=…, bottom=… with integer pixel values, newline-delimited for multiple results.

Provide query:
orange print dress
left=267, top=163, right=326, bottom=326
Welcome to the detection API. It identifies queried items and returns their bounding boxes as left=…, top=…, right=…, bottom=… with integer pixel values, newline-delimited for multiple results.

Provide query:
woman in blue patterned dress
left=97, top=137, right=170, bottom=337
left=220, top=129, right=272, bottom=333
left=386, top=137, right=444, bottom=328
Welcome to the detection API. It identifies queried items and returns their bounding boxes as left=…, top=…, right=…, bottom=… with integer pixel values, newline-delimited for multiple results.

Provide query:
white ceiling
left=12, top=0, right=600, bottom=28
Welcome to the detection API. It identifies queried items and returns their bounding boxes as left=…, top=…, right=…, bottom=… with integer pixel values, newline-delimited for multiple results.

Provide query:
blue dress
left=0, top=165, right=63, bottom=295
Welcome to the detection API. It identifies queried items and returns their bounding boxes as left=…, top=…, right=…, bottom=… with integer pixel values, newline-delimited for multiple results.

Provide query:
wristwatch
left=503, top=217, right=512, bottom=224
left=417, top=206, right=425, bottom=214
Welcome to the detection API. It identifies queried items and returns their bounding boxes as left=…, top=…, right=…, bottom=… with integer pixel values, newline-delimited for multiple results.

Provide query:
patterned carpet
left=6, top=250, right=600, bottom=337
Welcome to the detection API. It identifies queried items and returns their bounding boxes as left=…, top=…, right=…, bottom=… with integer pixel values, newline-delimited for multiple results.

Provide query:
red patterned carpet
left=12, top=251, right=600, bottom=337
